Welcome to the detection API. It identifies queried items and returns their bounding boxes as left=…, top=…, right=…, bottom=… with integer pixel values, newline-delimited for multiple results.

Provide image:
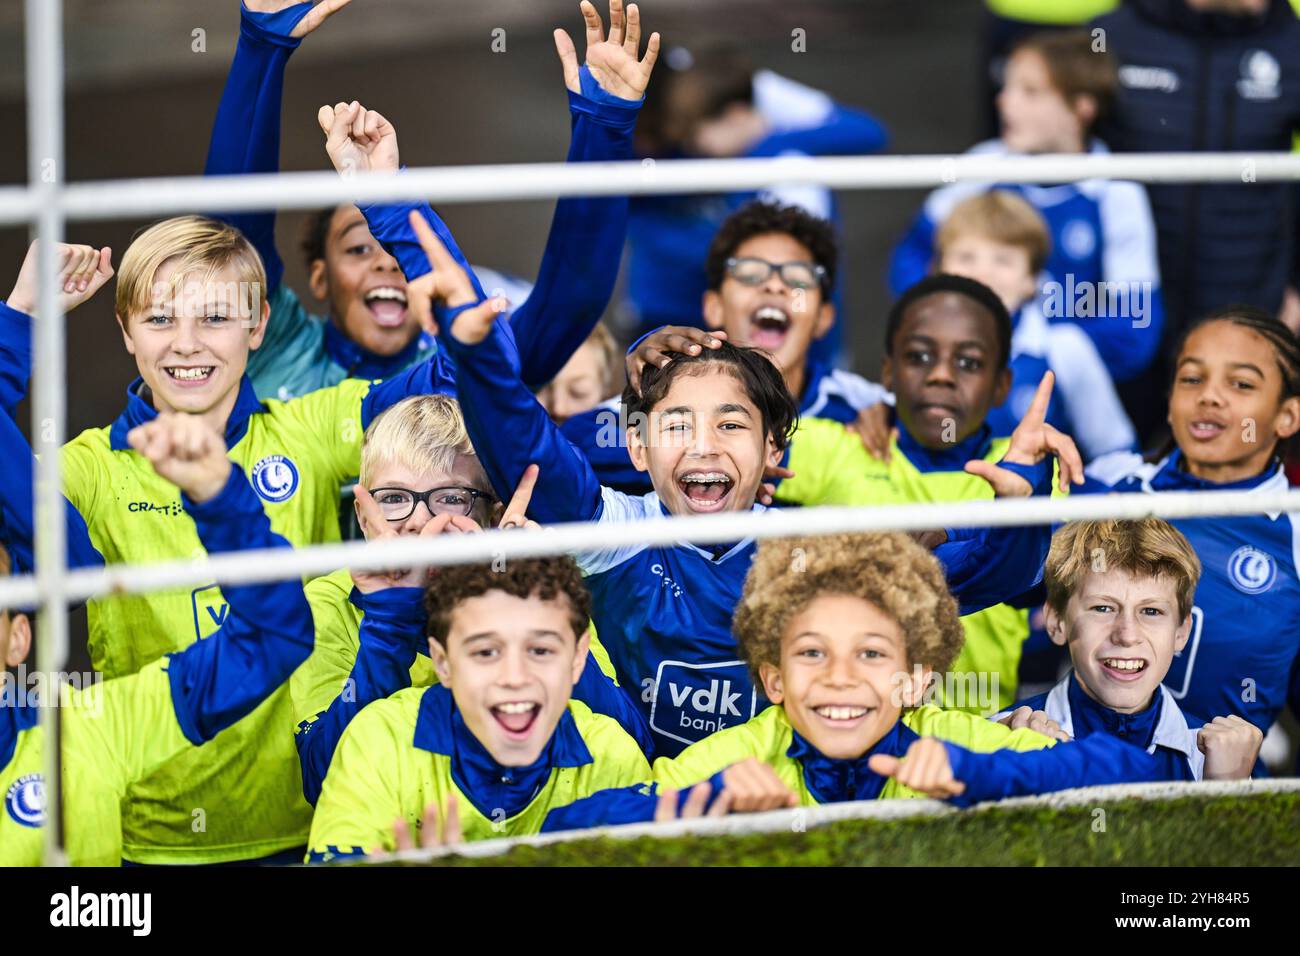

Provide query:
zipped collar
left=895, top=421, right=995, bottom=474
left=787, top=716, right=920, bottom=804
left=108, top=376, right=265, bottom=451
left=322, top=318, right=429, bottom=382
left=1149, top=449, right=1284, bottom=494
left=412, top=684, right=593, bottom=821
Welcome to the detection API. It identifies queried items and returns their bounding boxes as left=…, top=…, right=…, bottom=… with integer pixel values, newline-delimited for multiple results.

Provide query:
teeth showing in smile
left=166, top=367, right=213, bottom=381
left=1103, top=658, right=1146, bottom=672
left=753, top=306, right=789, bottom=328
left=814, top=705, right=868, bottom=720
left=494, top=701, right=537, bottom=715
left=364, top=287, right=408, bottom=305
left=678, top=471, right=734, bottom=505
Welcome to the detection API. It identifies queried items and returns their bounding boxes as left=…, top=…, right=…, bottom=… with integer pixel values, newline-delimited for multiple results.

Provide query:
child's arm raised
left=409, top=212, right=604, bottom=525
left=205, top=1, right=353, bottom=294
left=126, top=414, right=315, bottom=744
left=315, top=99, right=487, bottom=309
left=0, top=241, right=113, bottom=415
left=935, top=372, right=1083, bottom=615
left=509, top=0, right=658, bottom=389
left=338, top=0, right=657, bottom=391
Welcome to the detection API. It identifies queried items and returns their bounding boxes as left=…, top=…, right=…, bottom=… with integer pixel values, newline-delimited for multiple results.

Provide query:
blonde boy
left=0, top=216, right=454, bottom=863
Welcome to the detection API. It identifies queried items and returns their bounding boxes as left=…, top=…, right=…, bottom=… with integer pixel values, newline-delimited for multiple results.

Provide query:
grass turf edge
left=402, top=791, right=1300, bottom=867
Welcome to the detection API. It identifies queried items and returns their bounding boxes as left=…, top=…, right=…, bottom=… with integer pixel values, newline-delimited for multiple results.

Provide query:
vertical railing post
left=25, top=0, right=68, bottom=867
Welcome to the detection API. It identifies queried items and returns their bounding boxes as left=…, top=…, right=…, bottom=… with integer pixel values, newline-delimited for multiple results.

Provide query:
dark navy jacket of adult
left=1093, top=0, right=1300, bottom=335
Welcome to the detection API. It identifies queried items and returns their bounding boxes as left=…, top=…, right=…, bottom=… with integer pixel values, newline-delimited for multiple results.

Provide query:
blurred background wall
left=0, top=0, right=983, bottom=437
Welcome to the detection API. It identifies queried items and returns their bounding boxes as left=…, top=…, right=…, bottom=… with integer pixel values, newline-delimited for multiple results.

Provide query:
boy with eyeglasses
left=562, top=199, right=889, bottom=493
left=290, top=395, right=651, bottom=804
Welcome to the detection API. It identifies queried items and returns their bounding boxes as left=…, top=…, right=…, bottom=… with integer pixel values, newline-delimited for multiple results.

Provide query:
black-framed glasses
left=725, top=256, right=827, bottom=291
left=369, top=486, right=496, bottom=521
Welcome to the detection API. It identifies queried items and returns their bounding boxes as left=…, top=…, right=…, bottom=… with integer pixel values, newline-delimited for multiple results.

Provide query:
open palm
left=554, top=0, right=660, bottom=101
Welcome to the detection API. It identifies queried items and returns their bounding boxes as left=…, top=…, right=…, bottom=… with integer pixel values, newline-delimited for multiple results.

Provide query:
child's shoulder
left=567, top=699, right=647, bottom=762
left=346, top=685, right=428, bottom=742
left=63, top=423, right=114, bottom=460
left=305, top=568, right=357, bottom=609
left=258, top=375, right=371, bottom=421
left=653, top=706, right=793, bottom=785
left=903, top=704, right=1054, bottom=754
left=789, top=416, right=880, bottom=465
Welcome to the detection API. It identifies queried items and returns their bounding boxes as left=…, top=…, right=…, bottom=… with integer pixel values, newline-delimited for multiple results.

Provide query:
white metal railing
left=15, top=0, right=1300, bottom=866
left=1, top=487, right=1298, bottom=610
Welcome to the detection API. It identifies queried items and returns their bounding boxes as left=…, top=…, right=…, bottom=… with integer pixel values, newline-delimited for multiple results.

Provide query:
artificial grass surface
left=416, top=791, right=1300, bottom=867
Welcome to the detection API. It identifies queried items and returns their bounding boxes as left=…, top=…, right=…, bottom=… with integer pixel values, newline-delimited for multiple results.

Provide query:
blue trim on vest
left=411, top=684, right=593, bottom=820
left=322, top=317, right=426, bottom=382
left=1151, top=449, right=1282, bottom=493
left=0, top=698, right=39, bottom=771
left=895, top=422, right=994, bottom=474
left=1067, top=671, right=1161, bottom=750
left=787, top=717, right=921, bottom=803
left=109, top=376, right=265, bottom=451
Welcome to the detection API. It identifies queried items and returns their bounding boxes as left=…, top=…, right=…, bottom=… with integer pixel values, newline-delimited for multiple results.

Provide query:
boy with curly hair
left=545, top=530, right=1177, bottom=829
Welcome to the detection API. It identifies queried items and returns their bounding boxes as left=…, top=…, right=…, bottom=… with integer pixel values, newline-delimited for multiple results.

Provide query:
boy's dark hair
left=300, top=206, right=340, bottom=269
left=886, top=274, right=1013, bottom=369
left=424, top=555, right=592, bottom=648
left=705, top=200, right=837, bottom=295
left=1174, top=305, right=1300, bottom=400
left=622, top=341, right=799, bottom=452
left=1010, top=30, right=1117, bottom=130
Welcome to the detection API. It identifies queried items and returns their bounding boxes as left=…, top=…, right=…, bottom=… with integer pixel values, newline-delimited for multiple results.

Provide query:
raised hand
left=964, top=371, right=1083, bottom=497
left=627, top=326, right=726, bottom=395
left=244, top=0, right=354, bottom=39
left=6, top=241, right=113, bottom=317
left=318, top=101, right=400, bottom=178
left=406, top=210, right=508, bottom=341
left=999, top=705, right=1072, bottom=742
left=393, top=794, right=462, bottom=852
left=868, top=737, right=967, bottom=800
left=1198, top=715, right=1264, bottom=781
left=127, top=413, right=233, bottom=505
left=352, top=485, right=480, bottom=593
left=498, top=464, right=542, bottom=530
left=553, top=0, right=661, bottom=101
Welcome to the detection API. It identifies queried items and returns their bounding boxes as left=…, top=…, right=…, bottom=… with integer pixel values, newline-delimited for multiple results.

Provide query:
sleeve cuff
left=240, top=2, right=310, bottom=49
left=993, top=457, right=1053, bottom=497
left=942, top=741, right=980, bottom=808
left=350, top=585, right=428, bottom=631
left=568, top=66, right=643, bottom=130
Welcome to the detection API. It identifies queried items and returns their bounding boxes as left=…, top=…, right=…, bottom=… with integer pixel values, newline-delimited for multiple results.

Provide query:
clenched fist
left=128, top=414, right=233, bottom=504
left=1198, top=715, right=1263, bottom=781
